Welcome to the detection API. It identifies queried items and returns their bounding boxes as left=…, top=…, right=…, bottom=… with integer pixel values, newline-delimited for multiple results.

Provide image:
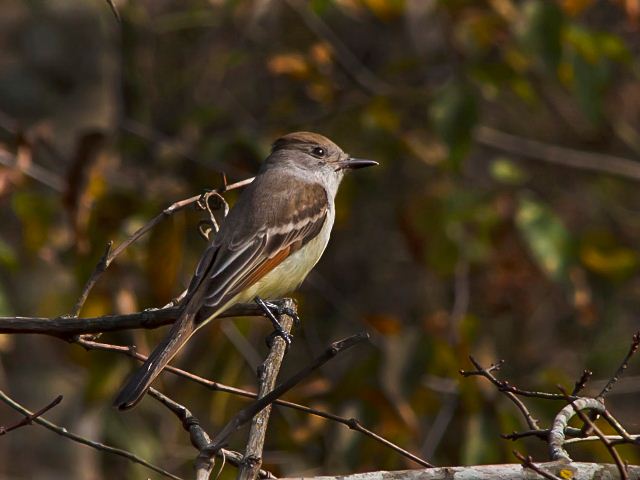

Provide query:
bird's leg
left=262, top=298, right=301, bottom=326
left=254, top=296, right=297, bottom=349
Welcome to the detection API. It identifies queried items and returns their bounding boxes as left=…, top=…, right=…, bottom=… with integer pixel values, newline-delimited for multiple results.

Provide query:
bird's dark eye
left=312, top=146, right=326, bottom=157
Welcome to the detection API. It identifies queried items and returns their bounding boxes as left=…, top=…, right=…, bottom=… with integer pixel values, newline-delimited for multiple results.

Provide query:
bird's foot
left=265, top=299, right=301, bottom=326
left=254, top=297, right=298, bottom=350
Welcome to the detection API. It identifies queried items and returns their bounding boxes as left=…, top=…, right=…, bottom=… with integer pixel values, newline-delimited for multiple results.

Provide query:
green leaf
left=520, top=0, right=564, bottom=69
left=563, top=26, right=627, bottom=124
left=515, top=194, right=571, bottom=281
left=429, top=81, right=477, bottom=168
left=0, top=237, right=17, bottom=270
left=11, top=191, right=56, bottom=253
left=490, top=157, right=528, bottom=185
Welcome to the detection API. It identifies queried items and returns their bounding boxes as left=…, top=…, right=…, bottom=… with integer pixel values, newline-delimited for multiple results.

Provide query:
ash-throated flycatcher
left=114, top=132, right=377, bottom=410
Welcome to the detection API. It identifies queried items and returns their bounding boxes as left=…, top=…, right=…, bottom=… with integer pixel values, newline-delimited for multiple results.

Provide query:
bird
left=114, top=131, right=377, bottom=410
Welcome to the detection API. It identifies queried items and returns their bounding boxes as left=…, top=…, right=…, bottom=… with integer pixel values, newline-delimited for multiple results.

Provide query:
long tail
left=113, top=308, right=198, bottom=410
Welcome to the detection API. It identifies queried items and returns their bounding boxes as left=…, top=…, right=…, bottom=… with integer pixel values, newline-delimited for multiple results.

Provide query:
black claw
left=263, top=300, right=301, bottom=326
left=265, top=329, right=293, bottom=350
left=280, top=306, right=301, bottom=326
left=255, top=296, right=297, bottom=351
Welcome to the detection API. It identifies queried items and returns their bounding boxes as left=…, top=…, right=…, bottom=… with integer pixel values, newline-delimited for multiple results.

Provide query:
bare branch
left=572, top=369, right=593, bottom=396
left=238, top=299, right=295, bottom=480
left=0, top=395, right=62, bottom=435
left=548, top=396, right=606, bottom=463
left=475, top=126, right=640, bottom=182
left=0, top=302, right=267, bottom=337
left=278, top=463, right=640, bottom=480
left=71, top=241, right=112, bottom=318
left=565, top=434, right=640, bottom=446
left=284, top=0, right=393, bottom=95
left=147, top=388, right=276, bottom=479
left=0, top=390, right=182, bottom=480
left=558, top=387, right=629, bottom=480
left=598, top=331, right=640, bottom=399
left=513, top=451, right=562, bottom=480
left=197, top=333, right=374, bottom=467
left=105, top=0, right=121, bottom=22
left=71, top=177, right=254, bottom=317
left=460, top=357, right=542, bottom=430
left=76, top=336, right=432, bottom=468
left=0, top=144, right=65, bottom=191
left=581, top=331, right=640, bottom=437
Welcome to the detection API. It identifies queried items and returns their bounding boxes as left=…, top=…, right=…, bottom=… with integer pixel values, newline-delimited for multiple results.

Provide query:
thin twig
left=598, top=331, right=640, bottom=399
left=71, top=177, right=254, bottom=316
left=83, top=333, right=431, bottom=467
left=502, top=427, right=584, bottom=442
left=513, top=451, right=563, bottom=480
left=599, top=410, right=640, bottom=444
left=197, top=333, right=375, bottom=468
left=147, top=389, right=275, bottom=479
left=110, top=178, right=253, bottom=261
left=25, top=332, right=429, bottom=467
left=0, top=145, right=65, bottom=191
left=558, top=387, right=629, bottom=480
left=475, top=126, right=640, bottom=182
left=284, top=0, right=393, bottom=95
left=71, top=241, right=112, bottom=318
left=105, top=0, right=121, bottom=22
left=572, top=369, right=593, bottom=396
left=460, top=357, right=541, bottom=430
left=566, top=434, right=640, bottom=446
left=0, top=390, right=182, bottom=480
left=583, top=331, right=640, bottom=437
left=238, top=299, right=295, bottom=480
left=0, top=395, right=62, bottom=435
left=462, top=358, right=581, bottom=399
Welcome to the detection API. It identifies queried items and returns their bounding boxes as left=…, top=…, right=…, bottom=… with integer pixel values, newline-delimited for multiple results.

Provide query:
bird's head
left=267, top=132, right=378, bottom=185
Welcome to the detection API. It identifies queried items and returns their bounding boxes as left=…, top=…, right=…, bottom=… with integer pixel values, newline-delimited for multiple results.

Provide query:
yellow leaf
left=309, top=41, right=333, bottom=67
left=580, top=244, right=638, bottom=278
left=559, top=468, right=574, bottom=479
left=267, top=53, right=310, bottom=79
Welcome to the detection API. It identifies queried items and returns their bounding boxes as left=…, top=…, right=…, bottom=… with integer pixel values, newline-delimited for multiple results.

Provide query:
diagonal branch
left=598, top=331, right=640, bottom=399
left=197, top=333, right=374, bottom=471
left=0, top=395, right=62, bottom=436
left=104, top=0, right=121, bottom=22
left=0, top=390, right=182, bottom=480
left=72, top=177, right=254, bottom=317
left=148, top=388, right=276, bottom=479
left=513, top=451, right=562, bottom=480
left=460, top=357, right=541, bottom=430
left=75, top=339, right=431, bottom=467
left=76, top=336, right=431, bottom=467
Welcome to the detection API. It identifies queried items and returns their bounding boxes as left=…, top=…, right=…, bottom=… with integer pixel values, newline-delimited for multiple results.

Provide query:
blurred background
left=1, top=0, right=640, bottom=478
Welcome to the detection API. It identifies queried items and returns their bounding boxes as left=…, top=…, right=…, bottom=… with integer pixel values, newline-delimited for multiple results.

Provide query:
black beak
left=336, top=157, right=379, bottom=171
